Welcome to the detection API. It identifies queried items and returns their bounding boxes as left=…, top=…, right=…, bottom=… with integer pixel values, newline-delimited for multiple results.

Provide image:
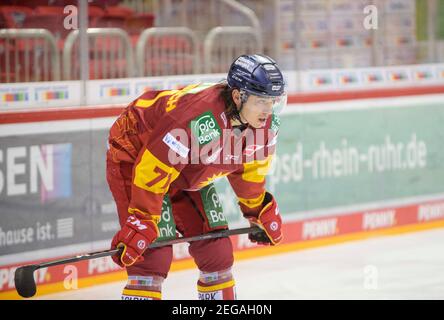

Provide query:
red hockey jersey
left=107, top=83, right=280, bottom=223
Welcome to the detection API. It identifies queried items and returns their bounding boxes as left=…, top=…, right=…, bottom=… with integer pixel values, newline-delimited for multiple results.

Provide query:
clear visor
left=245, top=92, right=288, bottom=115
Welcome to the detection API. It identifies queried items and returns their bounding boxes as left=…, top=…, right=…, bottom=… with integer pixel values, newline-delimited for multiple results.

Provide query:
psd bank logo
left=0, top=143, right=72, bottom=203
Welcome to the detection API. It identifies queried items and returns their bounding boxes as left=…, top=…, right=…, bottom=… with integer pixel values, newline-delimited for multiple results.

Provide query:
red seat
left=95, top=15, right=126, bottom=29
left=35, top=6, right=64, bottom=16
left=87, top=5, right=105, bottom=27
left=94, top=5, right=134, bottom=29
left=0, top=0, right=17, bottom=5
left=88, top=0, right=121, bottom=9
left=14, top=0, right=53, bottom=8
left=104, top=6, right=134, bottom=18
left=48, top=0, right=77, bottom=6
left=88, top=5, right=105, bottom=17
left=125, top=13, right=155, bottom=35
left=0, top=6, right=33, bottom=28
left=22, top=14, right=69, bottom=50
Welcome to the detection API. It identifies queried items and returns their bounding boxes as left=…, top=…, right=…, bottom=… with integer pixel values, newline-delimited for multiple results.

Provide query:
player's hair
left=217, top=81, right=239, bottom=121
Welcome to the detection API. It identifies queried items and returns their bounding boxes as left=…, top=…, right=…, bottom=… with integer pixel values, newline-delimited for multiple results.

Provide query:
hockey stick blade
left=14, top=264, right=40, bottom=298
left=14, top=226, right=261, bottom=298
left=14, top=248, right=121, bottom=299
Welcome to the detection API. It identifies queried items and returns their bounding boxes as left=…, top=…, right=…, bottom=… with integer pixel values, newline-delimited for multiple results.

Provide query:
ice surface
left=34, top=228, right=444, bottom=300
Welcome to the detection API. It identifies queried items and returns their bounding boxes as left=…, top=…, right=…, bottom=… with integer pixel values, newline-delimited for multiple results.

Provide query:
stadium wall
left=1, top=66, right=444, bottom=299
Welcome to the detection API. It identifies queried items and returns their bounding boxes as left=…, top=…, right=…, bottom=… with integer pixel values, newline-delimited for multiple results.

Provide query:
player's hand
left=246, top=192, right=283, bottom=245
left=111, top=213, right=158, bottom=267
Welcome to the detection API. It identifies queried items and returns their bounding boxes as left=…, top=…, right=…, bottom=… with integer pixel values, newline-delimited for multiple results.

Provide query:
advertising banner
left=0, top=128, right=118, bottom=256
left=213, top=99, right=444, bottom=220
left=1, top=93, right=444, bottom=297
left=2, top=98, right=444, bottom=258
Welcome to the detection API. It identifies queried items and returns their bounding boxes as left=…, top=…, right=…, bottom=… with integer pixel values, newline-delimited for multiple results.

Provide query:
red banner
left=1, top=198, right=444, bottom=297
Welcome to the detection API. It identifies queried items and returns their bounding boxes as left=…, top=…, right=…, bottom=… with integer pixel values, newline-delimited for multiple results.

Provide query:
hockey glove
left=111, top=213, right=158, bottom=267
left=245, top=192, right=283, bottom=245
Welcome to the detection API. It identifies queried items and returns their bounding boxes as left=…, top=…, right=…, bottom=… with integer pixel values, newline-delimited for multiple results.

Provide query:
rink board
left=0, top=200, right=443, bottom=299
left=1, top=91, right=444, bottom=298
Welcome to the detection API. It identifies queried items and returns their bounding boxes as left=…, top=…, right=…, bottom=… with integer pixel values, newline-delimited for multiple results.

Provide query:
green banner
left=215, top=102, right=444, bottom=223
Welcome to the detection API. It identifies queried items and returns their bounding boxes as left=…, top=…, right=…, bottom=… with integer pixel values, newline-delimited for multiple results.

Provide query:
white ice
left=33, top=228, right=444, bottom=300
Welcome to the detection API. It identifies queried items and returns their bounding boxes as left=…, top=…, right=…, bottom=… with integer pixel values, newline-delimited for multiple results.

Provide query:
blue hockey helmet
left=227, top=54, right=287, bottom=116
left=227, top=54, right=286, bottom=98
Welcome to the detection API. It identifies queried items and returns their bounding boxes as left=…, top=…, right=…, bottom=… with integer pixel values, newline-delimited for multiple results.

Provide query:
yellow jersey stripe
left=122, top=289, right=162, bottom=299
left=197, top=280, right=235, bottom=292
left=241, top=155, right=273, bottom=183
left=135, top=90, right=178, bottom=108
left=238, top=192, right=266, bottom=209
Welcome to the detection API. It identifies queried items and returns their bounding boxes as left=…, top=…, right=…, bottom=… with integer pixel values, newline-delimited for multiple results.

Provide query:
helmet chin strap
left=233, top=90, right=249, bottom=130
left=232, top=104, right=248, bottom=132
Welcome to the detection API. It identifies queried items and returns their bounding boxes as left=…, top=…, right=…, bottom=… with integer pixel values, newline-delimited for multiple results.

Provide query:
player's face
left=238, top=94, right=275, bottom=128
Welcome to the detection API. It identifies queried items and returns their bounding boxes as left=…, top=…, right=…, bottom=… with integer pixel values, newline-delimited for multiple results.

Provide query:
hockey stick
left=14, top=226, right=262, bottom=298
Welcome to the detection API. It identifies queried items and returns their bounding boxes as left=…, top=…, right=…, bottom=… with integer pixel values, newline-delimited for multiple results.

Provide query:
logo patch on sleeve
left=163, top=132, right=189, bottom=158
left=190, top=111, right=222, bottom=146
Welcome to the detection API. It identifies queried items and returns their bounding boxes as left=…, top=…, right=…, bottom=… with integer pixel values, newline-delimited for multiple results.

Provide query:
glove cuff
left=254, top=192, right=283, bottom=245
left=111, top=215, right=159, bottom=267
left=241, top=192, right=273, bottom=217
left=126, top=217, right=159, bottom=243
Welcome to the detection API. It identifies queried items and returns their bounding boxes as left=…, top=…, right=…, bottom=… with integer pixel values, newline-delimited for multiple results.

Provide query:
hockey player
left=106, top=54, right=286, bottom=300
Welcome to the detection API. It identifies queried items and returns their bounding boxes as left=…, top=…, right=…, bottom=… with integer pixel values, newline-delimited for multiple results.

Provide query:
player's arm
left=227, top=127, right=283, bottom=245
